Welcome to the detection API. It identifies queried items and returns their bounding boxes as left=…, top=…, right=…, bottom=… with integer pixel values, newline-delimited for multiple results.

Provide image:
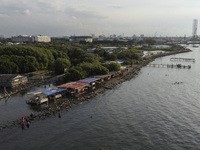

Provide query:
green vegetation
left=67, top=47, right=100, bottom=66
left=102, top=63, right=121, bottom=72
left=54, top=58, right=71, bottom=74
left=0, top=38, right=12, bottom=44
left=93, top=39, right=128, bottom=46
left=94, top=50, right=117, bottom=61
left=117, top=48, right=142, bottom=60
left=64, top=62, right=109, bottom=82
left=0, top=39, right=143, bottom=82
left=92, top=38, right=156, bottom=47
left=136, top=45, right=183, bottom=51
left=165, top=45, right=184, bottom=51
left=0, top=46, right=55, bottom=73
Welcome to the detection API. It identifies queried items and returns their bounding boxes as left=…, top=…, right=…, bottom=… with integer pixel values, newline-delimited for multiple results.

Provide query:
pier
left=170, top=58, right=195, bottom=62
left=147, top=64, right=191, bottom=69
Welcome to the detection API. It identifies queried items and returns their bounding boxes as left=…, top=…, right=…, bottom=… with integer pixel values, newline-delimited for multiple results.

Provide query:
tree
left=78, top=62, right=109, bottom=76
left=54, top=58, right=71, bottom=74
left=144, top=38, right=156, bottom=45
left=102, top=63, right=121, bottom=71
left=24, top=56, right=40, bottom=72
left=0, top=55, right=19, bottom=73
left=105, top=53, right=117, bottom=61
left=0, top=60, right=19, bottom=73
left=64, top=66, right=87, bottom=82
left=137, top=40, right=145, bottom=45
left=67, top=47, right=100, bottom=65
left=117, top=49, right=142, bottom=60
left=0, top=45, right=56, bottom=73
left=127, top=40, right=136, bottom=46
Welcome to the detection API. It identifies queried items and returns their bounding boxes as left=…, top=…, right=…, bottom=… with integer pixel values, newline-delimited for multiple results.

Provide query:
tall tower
left=192, top=19, right=198, bottom=40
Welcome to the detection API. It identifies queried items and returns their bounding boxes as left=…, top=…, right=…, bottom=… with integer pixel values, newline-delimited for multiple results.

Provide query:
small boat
left=26, top=92, right=48, bottom=105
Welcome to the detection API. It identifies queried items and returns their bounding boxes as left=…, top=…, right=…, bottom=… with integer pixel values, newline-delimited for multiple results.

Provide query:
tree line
left=0, top=44, right=142, bottom=82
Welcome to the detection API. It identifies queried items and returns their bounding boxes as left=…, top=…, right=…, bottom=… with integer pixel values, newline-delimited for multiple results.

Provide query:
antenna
left=192, top=19, right=198, bottom=40
left=154, top=32, right=157, bottom=38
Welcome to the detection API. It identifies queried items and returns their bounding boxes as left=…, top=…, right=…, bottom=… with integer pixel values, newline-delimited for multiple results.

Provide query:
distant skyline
left=0, top=0, right=200, bottom=37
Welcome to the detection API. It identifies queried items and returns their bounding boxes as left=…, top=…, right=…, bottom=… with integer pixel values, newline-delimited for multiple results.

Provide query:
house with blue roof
left=42, top=88, right=66, bottom=100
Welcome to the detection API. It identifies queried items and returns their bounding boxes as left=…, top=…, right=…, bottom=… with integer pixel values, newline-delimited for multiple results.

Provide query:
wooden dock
left=147, top=64, right=191, bottom=69
left=170, top=58, right=195, bottom=62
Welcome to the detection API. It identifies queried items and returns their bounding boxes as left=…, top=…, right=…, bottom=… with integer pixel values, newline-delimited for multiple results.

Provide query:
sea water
left=0, top=45, right=200, bottom=150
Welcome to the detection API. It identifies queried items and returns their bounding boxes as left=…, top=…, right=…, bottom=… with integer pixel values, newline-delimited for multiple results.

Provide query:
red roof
left=57, top=82, right=88, bottom=89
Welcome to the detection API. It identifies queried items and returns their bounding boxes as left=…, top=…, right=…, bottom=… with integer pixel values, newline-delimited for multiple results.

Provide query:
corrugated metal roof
left=57, top=82, right=88, bottom=89
left=78, top=77, right=101, bottom=83
left=0, top=74, right=18, bottom=81
left=12, top=75, right=27, bottom=81
left=42, top=88, right=66, bottom=96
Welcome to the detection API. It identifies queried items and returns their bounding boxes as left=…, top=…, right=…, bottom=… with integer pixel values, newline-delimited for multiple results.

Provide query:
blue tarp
left=78, top=77, right=101, bottom=83
left=42, top=88, right=66, bottom=96
left=116, top=59, right=125, bottom=63
left=12, top=75, right=27, bottom=81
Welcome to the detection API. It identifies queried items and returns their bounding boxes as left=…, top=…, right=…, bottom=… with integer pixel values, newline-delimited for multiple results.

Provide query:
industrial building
left=11, top=35, right=32, bottom=42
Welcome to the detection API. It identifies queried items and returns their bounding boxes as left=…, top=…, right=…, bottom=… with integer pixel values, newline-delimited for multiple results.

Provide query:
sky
left=0, top=0, right=200, bottom=37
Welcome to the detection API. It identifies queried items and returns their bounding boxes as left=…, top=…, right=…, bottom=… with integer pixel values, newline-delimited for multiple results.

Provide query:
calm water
left=0, top=45, right=200, bottom=150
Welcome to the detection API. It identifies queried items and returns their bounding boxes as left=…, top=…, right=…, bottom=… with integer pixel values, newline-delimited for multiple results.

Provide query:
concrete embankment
left=0, top=49, right=191, bottom=130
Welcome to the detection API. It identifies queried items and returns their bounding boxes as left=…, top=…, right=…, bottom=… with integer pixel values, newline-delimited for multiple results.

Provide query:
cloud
left=0, top=0, right=200, bottom=37
left=65, top=7, right=107, bottom=20
left=14, top=9, right=31, bottom=15
left=0, top=0, right=32, bottom=16
left=24, top=9, right=30, bottom=15
left=0, top=13, right=9, bottom=18
left=109, top=5, right=123, bottom=9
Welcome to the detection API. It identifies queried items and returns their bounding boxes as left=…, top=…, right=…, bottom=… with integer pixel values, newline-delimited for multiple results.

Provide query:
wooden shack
left=95, top=74, right=111, bottom=81
left=0, top=74, right=28, bottom=88
left=78, top=77, right=102, bottom=90
left=41, top=88, right=66, bottom=101
left=26, top=92, right=48, bottom=105
left=109, top=71, right=122, bottom=78
left=57, top=82, right=89, bottom=96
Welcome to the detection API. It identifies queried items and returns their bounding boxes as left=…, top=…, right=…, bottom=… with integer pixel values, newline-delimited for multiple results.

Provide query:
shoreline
left=0, top=49, right=191, bottom=131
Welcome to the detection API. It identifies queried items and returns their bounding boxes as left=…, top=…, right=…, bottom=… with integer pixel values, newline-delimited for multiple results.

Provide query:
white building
left=11, top=35, right=51, bottom=43
left=32, top=35, right=51, bottom=42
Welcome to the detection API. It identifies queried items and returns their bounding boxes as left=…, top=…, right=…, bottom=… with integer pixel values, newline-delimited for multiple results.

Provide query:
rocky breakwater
left=0, top=89, right=108, bottom=131
left=104, top=49, right=192, bottom=89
